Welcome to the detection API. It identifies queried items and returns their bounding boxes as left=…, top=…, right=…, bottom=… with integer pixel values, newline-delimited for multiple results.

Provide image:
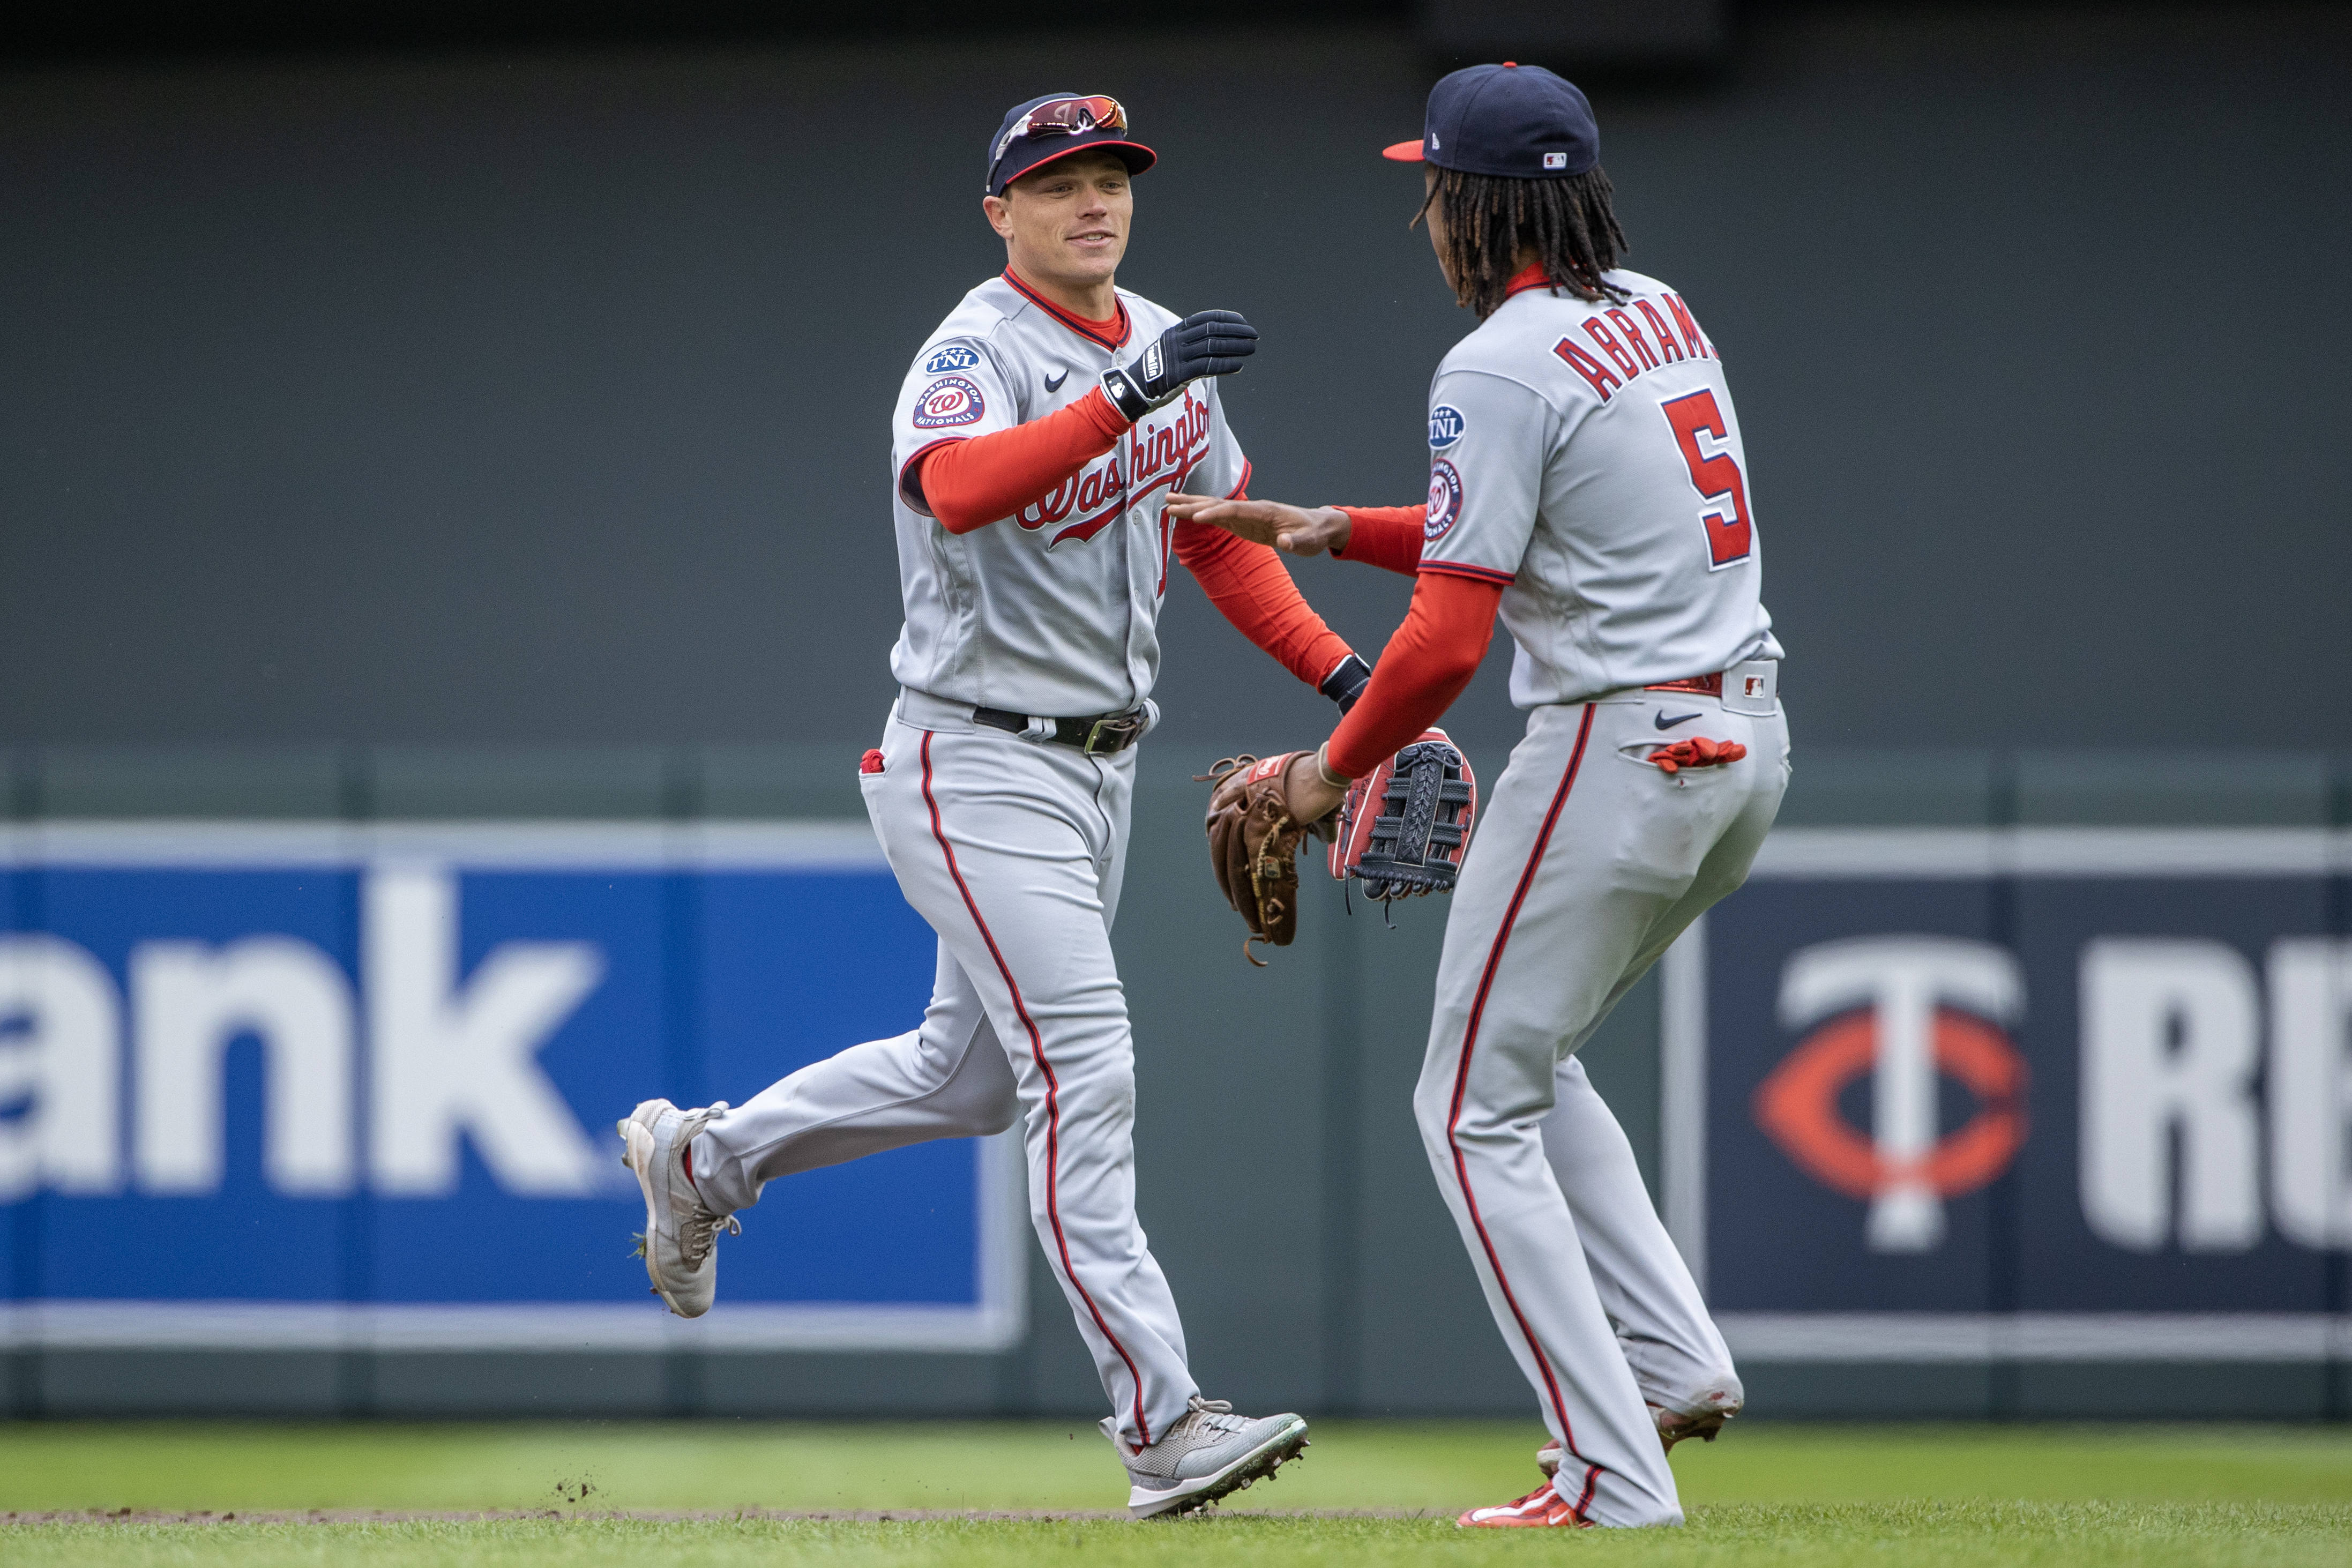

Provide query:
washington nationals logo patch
left=913, top=376, right=985, bottom=429
left=1425, top=459, right=1464, bottom=540
left=1428, top=405, right=1466, bottom=449
left=923, top=345, right=981, bottom=375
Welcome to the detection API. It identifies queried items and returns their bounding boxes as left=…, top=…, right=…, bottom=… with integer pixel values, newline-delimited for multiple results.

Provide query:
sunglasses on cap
left=994, top=95, right=1127, bottom=161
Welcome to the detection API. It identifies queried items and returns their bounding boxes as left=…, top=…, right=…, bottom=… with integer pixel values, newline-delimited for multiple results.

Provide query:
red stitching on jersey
left=1418, top=561, right=1515, bottom=585
left=1445, top=703, right=1602, bottom=1501
left=1000, top=268, right=1133, bottom=350
left=920, top=731, right=1152, bottom=1447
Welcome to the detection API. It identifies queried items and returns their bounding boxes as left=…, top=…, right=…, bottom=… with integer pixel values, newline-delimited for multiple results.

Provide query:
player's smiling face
left=984, top=151, right=1132, bottom=295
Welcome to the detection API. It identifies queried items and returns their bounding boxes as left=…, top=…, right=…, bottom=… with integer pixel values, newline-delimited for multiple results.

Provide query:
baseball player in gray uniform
left=1169, top=64, right=1788, bottom=1527
left=618, top=93, right=1373, bottom=1518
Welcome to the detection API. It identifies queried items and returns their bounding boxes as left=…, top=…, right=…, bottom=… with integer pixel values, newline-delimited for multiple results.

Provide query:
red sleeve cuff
left=1332, top=506, right=1427, bottom=577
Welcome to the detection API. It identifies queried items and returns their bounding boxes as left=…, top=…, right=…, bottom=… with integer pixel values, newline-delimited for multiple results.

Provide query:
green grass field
left=5, top=1421, right=2349, bottom=1566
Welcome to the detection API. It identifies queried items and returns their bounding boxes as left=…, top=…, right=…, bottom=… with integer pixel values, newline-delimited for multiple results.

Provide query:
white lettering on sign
left=2079, top=939, right=2263, bottom=1253
left=365, top=867, right=606, bottom=1198
left=133, top=938, right=357, bottom=1195
left=2268, top=939, right=2352, bottom=1249
left=0, top=935, right=123, bottom=1199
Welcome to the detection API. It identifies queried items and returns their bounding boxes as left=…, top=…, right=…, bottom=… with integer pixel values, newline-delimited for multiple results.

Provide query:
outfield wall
left=4, top=744, right=2348, bottom=1421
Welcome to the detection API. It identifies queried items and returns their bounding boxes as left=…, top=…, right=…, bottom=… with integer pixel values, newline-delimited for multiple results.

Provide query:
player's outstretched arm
left=1276, top=570, right=1505, bottom=821
left=1170, top=518, right=1369, bottom=709
left=1163, top=495, right=1350, bottom=555
left=1165, top=494, right=1428, bottom=577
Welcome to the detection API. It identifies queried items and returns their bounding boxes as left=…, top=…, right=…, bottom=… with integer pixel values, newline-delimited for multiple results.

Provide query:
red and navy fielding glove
left=1330, top=729, right=1478, bottom=901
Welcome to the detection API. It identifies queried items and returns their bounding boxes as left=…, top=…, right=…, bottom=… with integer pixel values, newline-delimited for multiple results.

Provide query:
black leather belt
left=972, top=705, right=1148, bottom=756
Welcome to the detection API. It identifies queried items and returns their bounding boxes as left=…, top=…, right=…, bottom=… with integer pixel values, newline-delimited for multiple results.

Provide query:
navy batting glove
left=1101, top=310, right=1258, bottom=421
left=1321, top=654, right=1373, bottom=714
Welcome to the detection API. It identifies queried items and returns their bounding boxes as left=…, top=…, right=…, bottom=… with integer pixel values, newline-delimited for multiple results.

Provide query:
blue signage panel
left=1682, top=828, right=2350, bottom=1361
left=0, top=823, right=1021, bottom=1351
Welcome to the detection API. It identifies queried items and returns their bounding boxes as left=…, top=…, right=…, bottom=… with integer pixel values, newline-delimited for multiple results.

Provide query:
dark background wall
left=4, top=3, right=2350, bottom=1423
left=3, top=4, right=2347, bottom=755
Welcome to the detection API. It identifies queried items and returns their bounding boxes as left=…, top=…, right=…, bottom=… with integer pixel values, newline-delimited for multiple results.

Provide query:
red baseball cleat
left=1457, top=1480, right=1592, bottom=1528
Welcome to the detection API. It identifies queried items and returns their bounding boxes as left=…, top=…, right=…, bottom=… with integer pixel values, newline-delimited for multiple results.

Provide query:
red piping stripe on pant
left=1445, top=703, right=1601, bottom=1519
left=919, top=732, right=1153, bottom=1447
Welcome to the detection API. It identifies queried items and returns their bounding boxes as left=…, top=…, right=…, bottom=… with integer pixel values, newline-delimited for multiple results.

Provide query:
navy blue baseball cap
left=1382, top=63, right=1599, bottom=178
left=986, top=93, right=1157, bottom=197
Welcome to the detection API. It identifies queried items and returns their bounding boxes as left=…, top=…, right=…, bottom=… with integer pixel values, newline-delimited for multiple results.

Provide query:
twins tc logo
left=913, top=376, right=985, bottom=429
left=1754, top=937, right=2028, bottom=1253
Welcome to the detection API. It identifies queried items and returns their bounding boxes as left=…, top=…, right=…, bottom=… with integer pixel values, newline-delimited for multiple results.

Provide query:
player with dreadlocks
left=1168, top=65, right=1789, bottom=1528
left=1418, top=160, right=1630, bottom=316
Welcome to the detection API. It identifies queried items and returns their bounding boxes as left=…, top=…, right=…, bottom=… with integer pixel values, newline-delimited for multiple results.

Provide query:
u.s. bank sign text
left=1667, top=827, right=2352, bottom=1364
left=0, top=823, right=1022, bottom=1351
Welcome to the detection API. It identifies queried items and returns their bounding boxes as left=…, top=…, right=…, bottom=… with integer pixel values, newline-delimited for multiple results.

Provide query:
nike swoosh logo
left=1655, top=710, right=1702, bottom=730
left=1044, top=368, right=1069, bottom=392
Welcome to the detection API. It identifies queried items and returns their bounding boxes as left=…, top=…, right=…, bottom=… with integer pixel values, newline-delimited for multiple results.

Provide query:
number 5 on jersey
left=1660, top=388, right=1752, bottom=568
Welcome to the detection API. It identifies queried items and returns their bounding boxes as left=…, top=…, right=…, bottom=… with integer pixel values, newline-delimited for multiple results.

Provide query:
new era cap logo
left=1543, top=152, right=1567, bottom=169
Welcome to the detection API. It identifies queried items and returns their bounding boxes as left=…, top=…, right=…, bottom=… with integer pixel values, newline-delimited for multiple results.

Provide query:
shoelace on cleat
left=1178, top=1397, right=1247, bottom=1435
left=678, top=1208, right=740, bottom=1268
left=664, top=1102, right=738, bottom=1268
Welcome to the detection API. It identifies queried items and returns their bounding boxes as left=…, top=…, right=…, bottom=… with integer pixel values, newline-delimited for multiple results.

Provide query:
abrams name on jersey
left=1018, top=387, right=1212, bottom=549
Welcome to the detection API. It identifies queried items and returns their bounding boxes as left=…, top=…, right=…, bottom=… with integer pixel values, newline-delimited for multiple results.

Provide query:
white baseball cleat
left=1536, top=1380, right=1744, bottom=1476
left=1110, top=1397, right=1309, bottom=1518
left=618, top=1097, right=738, bottom=1318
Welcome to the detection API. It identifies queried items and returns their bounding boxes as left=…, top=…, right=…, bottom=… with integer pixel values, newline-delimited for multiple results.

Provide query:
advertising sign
left=0, top=822, right=1024, bottom=1352
left=1669, top=827, right=2352, bottom=1362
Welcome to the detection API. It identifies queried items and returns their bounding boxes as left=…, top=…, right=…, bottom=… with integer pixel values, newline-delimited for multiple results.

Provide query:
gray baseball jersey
left=1416, top=267, right=1782, bottom=704
left=888, top=272, right=1249, bottom=718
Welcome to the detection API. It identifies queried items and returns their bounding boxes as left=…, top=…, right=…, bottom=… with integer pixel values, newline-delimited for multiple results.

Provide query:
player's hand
left=1163, top=496, right=1353, bottom=557
left=1281, top=748, right=1349, bottom=827
left=1101, top=310, right=1258, bottom=420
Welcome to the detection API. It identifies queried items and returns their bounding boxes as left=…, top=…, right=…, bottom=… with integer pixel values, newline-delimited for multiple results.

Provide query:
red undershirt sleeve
left=1325, top=571, right=1506, bottom=777
left=1173, top=516, right=1358, bottom=691
left=1331, top=505, right=1428, bottom=577
left=908, top=387, right=1130, bottom=535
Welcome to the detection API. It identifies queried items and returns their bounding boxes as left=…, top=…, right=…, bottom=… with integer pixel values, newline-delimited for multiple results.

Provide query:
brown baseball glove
left=1200, top=752, right=1341, bottom=964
